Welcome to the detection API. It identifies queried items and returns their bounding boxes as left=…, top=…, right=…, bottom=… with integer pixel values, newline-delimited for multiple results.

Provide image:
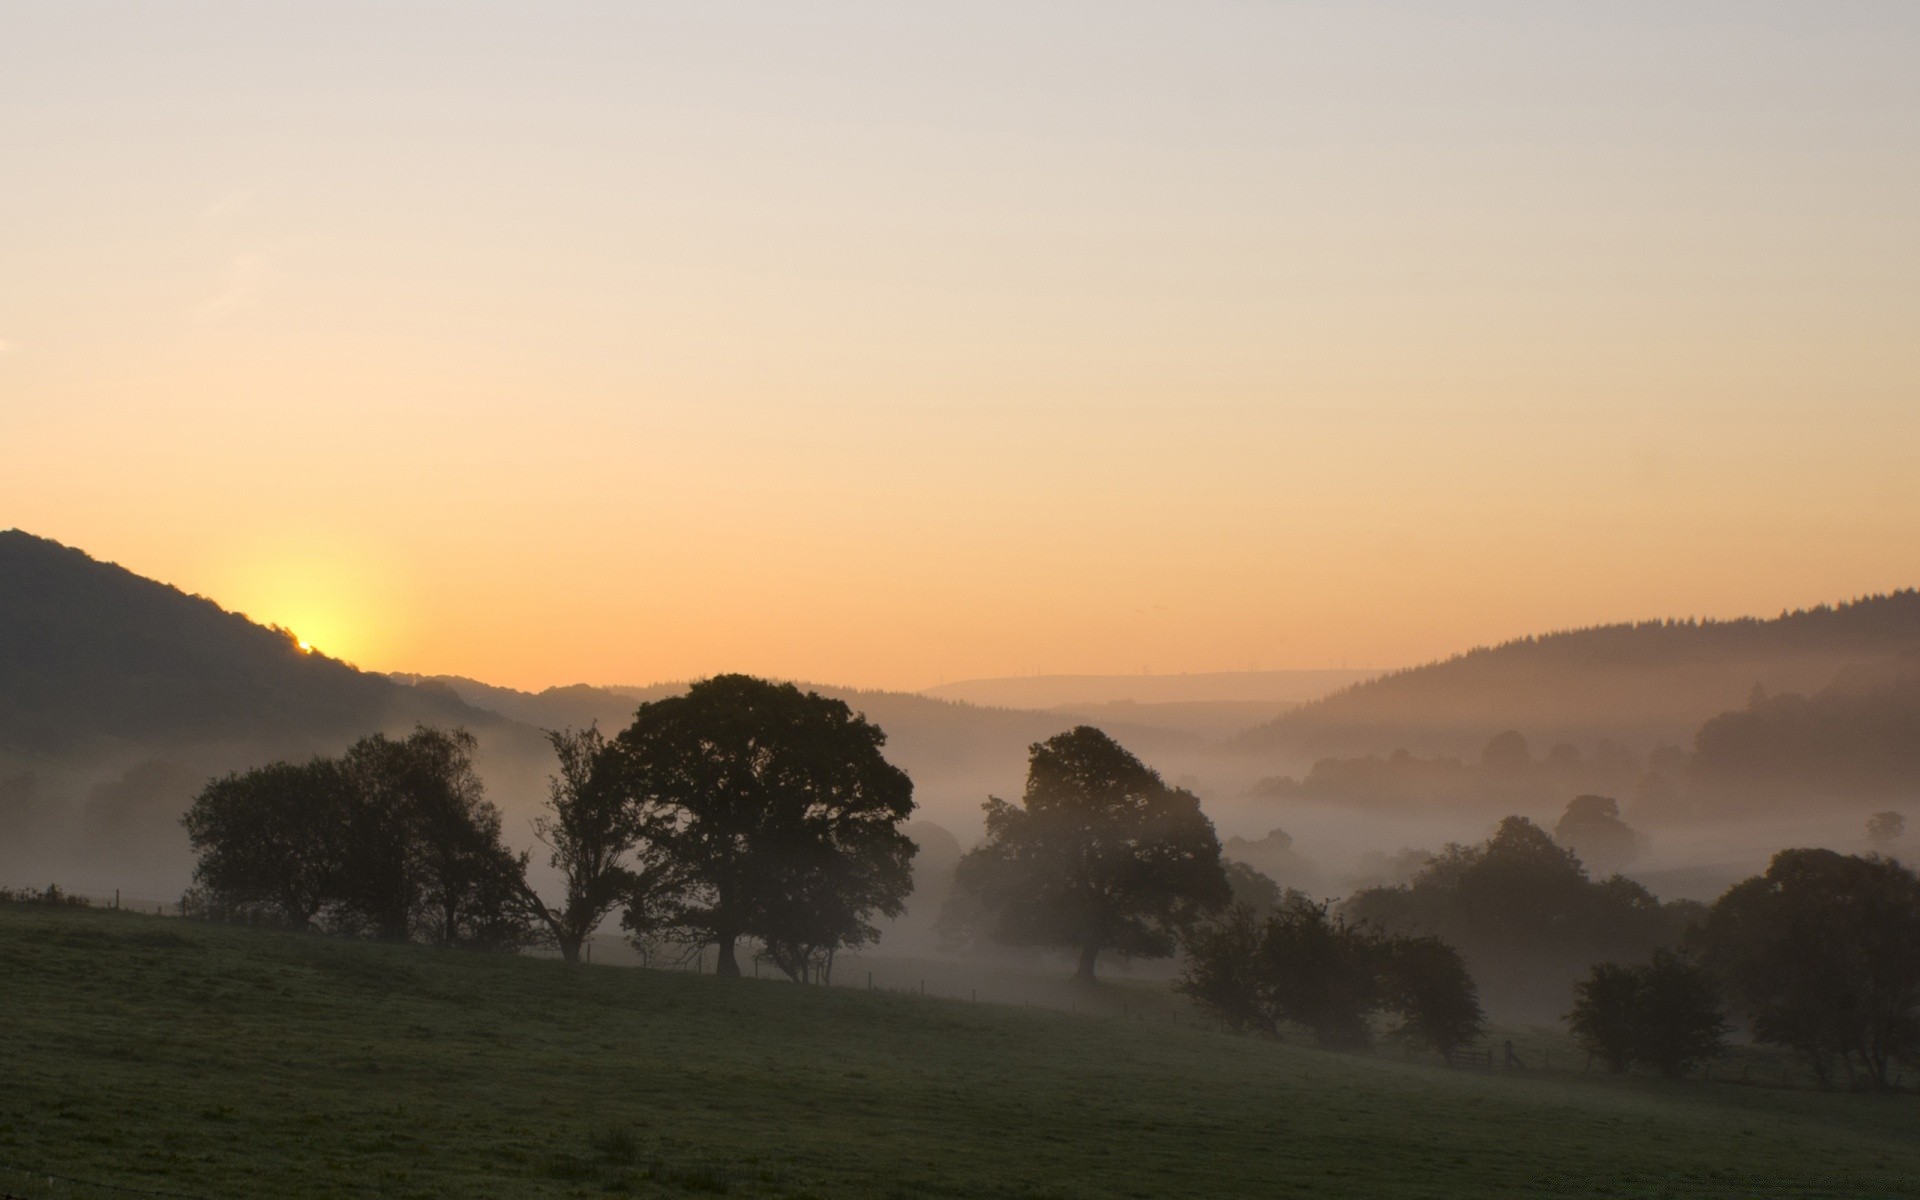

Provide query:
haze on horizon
left=4, top=2, right=1917, bottom=693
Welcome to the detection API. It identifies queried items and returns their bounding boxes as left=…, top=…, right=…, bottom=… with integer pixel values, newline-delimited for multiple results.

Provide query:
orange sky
left=4, top=3, right=1918, bottom=691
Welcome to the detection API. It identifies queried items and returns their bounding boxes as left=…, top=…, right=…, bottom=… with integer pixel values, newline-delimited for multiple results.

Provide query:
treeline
left=1564, top=848, right=1920, bottom=1089
left=185, top=675, right=916, bottom=981
left=1343, top=813, right=1696, bottom=1015
left=1239, top=589, right=1920, bottom=758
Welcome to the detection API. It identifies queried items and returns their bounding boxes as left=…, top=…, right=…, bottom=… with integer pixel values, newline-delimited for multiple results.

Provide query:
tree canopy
left=949, top=726, right=1230, bottom=980
left=1695, top=848, right=1920, bottom=1088
left=611, top=675, right=917, bottom=980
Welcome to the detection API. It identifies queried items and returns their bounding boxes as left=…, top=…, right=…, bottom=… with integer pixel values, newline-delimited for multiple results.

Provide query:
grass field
left=2, top=903, right=1917, bottom=1199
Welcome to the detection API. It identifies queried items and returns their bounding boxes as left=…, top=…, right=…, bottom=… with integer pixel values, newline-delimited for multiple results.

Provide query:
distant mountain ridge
left=1237, top=593, right=1920, bottom=761
left=924, top=669, right=1378, bottom=709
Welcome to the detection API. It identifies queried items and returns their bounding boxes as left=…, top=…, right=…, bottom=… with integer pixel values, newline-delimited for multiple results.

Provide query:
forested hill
left=1235, top=593, right=1920, bottom=760
left=0, top=530, right=488, bottom=764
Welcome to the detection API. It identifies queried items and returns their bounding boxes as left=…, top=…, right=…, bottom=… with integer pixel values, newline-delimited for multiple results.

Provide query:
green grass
left=2, top=905, right=1917, bottom=1199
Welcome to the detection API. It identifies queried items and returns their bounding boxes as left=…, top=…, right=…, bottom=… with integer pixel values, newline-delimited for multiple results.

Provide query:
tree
left=1567, top=962, right=1643, bottom=1073
left=611, top=675, right=916, bottom=980
left=1177, top=905, right=1275, bottom=1035
left=1261, top=897, right=1382, bottom=1049
left=1553, top=794, right=1641, bottom=875
left=182, top=757, right=349, bottom=930
left=1567, top=951, right=1727, bottom=1078
left=951, top=726, right=1231, bottom=980
left=1631, top=949, right=1730, bottom=1078
left=1381, top=934, right=1485, bottom=1059
left=1346, top=815, right=1693, bottom=1016
left=520, top=725, right=652, bottom=963
left=181, top=725, right=531, bottom=949
left=333, top=726, right=528, bottom=946
left=1696, top=848, right=1920, bottom=1088
left=1178, top=896, right=1483, bottom=1055
left=1867, top=811, right=1906, bottom=849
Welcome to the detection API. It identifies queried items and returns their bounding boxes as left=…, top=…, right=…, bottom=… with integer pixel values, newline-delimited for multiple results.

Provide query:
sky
left=3, top=2, right=1918, bottom=692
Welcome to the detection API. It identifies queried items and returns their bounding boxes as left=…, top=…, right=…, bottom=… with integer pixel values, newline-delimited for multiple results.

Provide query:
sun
left=296, top=636, right=313, bottom=653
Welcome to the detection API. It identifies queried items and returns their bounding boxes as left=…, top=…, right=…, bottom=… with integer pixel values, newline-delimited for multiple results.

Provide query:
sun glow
left=296, top=637, right=313, bottom=653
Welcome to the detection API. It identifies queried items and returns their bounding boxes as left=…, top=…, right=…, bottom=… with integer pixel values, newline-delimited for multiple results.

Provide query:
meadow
left=2, top=904, right=1917, bottom=1199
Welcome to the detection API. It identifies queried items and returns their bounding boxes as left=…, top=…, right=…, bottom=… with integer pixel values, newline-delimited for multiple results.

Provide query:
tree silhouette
left=1867, top=811, right=1906, bottom=849
left=183, top=726, right=529, bottom=948
left=1179, top=896, right=1483, bottom=1054
left=519, top=725, right=653, bottom=963
left=611, top=675, right=916, bottom=980
left=183, top=757, right=349, bottom=930
left=1567, top=951, right=1727, bottom=1077
left=1696, top=848, right=1920, bottom=1088
left=1553, top=794, right=1640, bottom=875
left=952, top=726, right=1230, bottom=980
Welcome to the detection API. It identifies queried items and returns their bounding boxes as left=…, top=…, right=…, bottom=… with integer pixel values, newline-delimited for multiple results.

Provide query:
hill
left=0, top=531, right=512, bottom=893
left=0, top=531, right=487, bottom=762
left=1236, top=593, right=1920, bottom=762
left=5, top=902, right=1918, bottom=1199
left=925, top=668, right=1378, bottom=709
left=1685, top=649, right=1920, bottom=812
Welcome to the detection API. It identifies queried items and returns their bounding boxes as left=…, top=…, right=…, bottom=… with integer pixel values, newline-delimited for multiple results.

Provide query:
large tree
left=951, top=726, right=1230, bottom=981
left=611, top=675, right=916, bottom=980
left=183, top=757, right=349, bottom=930
left=1695, top=848, right=1920, bottom=1088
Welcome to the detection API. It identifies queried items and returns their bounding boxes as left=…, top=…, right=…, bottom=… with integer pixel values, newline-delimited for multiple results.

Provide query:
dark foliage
left=1345, top=816, right=1699, bottom=1016
left=183, top=726, right=532, bottom=948
left=1179, top=896, right=1485, bottom=1056
left=1567, top=950, right=1728, bottom=1077
left=182, top=757, right=350, bottom=930
left=1695, top=848, right=1920, bottom=1088
left=948, top=726, right=1231, bottom=980
left=611, top=675, right=917, bottom=981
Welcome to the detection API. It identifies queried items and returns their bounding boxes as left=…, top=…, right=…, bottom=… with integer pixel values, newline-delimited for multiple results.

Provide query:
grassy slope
left=2, top=906, right=1917, bottom=1200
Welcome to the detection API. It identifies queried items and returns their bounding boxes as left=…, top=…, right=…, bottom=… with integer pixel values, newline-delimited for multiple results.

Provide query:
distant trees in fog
left=1179, top=893, right=1484, bottom=1057
left=1344, top=816, right=1698, bottom=1015
left=1866, top=810, right=1906, bottom=849
left=944, top=726, right=1231, bottom=981
left=1252, top=730, right=1676, bottom=822
left=1551, top=794, right=1642, bottom=876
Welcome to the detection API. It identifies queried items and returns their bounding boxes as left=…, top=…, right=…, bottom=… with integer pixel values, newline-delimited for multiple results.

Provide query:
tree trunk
left=715, top=935, right=742, bottom=977
left=1075, top=943, right=1099, bottom=981
left=556, top=933, right=583, bottom=964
